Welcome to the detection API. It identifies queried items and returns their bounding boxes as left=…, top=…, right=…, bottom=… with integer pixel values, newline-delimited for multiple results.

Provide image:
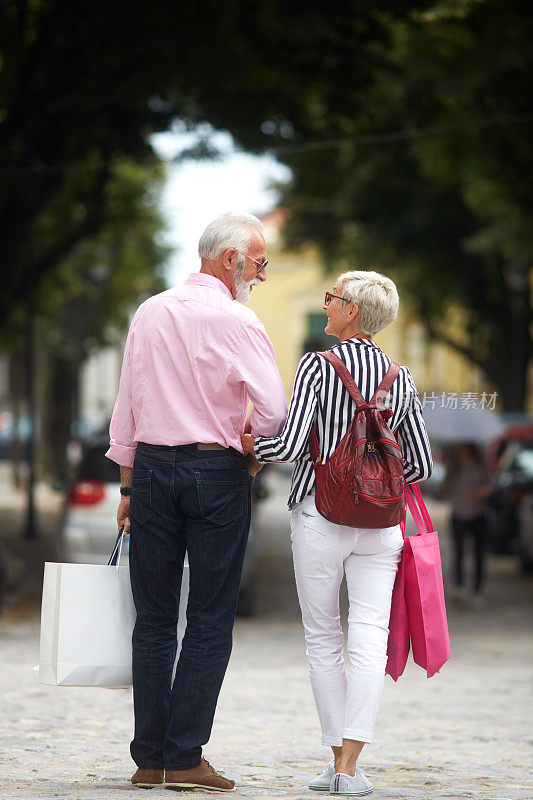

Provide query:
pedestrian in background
left=243, top=270, right=432, bottom=796
left=106, top=213, right=287, bottom=791
left=443, top=443, right=492, bottom=604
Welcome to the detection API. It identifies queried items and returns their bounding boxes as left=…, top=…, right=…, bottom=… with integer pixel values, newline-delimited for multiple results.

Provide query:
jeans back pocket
left=129, top=471, right=153, bottom=526
left=195, top=471, right=246, bottom=527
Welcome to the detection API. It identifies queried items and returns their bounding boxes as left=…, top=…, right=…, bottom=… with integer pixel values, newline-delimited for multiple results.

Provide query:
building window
left=303, top=312, right=332, bottom=354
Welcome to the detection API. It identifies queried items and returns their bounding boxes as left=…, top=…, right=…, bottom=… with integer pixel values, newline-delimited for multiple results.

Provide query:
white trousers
left=290, top=495, right=402, bottom=746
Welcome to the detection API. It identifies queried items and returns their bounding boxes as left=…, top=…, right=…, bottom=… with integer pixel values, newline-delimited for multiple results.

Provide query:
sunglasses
left=236, top=251, right=268, bottom=274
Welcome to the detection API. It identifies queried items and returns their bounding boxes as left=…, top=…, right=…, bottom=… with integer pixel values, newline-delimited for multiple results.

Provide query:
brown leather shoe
left=131, top=768, right=164, bottom=789
left=165, top=758, right=235, bottom=792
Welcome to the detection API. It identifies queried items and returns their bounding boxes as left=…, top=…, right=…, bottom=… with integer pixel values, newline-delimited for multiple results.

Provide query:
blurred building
left=247, top=210, right=493, bottom=404
left=78, top=345, right=123, bottom=433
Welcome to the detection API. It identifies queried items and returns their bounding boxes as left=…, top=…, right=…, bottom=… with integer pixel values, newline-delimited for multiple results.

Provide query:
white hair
left=336, top=270, right=399, bottom=336
left=198, top=213, right=264, bottom=260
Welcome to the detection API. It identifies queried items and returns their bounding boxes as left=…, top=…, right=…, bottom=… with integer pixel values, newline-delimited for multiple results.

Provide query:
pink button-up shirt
left=106, top=273, right=288, bottom=467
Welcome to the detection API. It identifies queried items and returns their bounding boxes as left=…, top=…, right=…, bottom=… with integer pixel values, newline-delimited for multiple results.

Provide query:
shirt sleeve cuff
left=253, top=437, right=276, bottom=462
left=253, top=439, right=265, bottom=461
left=105, top=442, right=137, bottom=468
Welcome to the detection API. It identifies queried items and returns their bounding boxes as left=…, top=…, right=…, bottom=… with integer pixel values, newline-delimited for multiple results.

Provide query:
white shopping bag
left=39, top=532, right=189, bottom=688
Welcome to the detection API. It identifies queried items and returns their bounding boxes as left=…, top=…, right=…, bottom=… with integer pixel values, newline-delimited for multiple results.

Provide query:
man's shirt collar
left=185, top=272, right=233, bottom=300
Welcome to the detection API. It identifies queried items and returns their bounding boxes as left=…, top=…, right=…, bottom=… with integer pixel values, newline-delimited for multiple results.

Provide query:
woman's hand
left=241, top=433, right=255, bottom=455
left=242, top=433, right=261, bottom=477
left=245, top=452, right=263, bottom=478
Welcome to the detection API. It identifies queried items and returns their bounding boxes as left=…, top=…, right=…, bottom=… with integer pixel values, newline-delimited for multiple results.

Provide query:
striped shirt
left=254, top=337, right=433, bottom=508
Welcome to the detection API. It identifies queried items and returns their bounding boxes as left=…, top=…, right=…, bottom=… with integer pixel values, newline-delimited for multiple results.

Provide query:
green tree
left=35, top=159, right=169, bottom=482
left=0, top=0, right=431, bottom=329
left=276, top=0, right=532, bottom=411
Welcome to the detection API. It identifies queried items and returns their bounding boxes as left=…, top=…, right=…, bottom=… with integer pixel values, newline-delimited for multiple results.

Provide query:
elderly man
left=106, top=213, right=287, bottom=792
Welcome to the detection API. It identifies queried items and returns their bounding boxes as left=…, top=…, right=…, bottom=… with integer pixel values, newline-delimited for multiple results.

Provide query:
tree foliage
left=35, top=159, right=168, bottom=354
left=30, top=159, right=168, bottom=481
left=1, top=0, right=530, bottom=415
left=0, top=0, right=431, bottom=326
left=276, top=0, right=532, bottom=410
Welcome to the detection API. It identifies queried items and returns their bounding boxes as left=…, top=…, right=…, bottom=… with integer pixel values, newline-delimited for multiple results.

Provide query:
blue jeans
left=128, top=442, right=252, bottom=770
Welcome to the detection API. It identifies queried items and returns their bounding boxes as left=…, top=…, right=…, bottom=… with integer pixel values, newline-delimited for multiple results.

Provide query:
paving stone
left=0, top=466, right=532, bottom=799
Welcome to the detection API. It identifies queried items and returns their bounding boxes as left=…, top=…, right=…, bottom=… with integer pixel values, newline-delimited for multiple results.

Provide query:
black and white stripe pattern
left=254, top=337, right=433, bottom=508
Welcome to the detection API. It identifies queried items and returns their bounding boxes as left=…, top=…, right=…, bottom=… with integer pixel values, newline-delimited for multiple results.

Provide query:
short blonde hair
left=336, top=270, right=399, bottom=336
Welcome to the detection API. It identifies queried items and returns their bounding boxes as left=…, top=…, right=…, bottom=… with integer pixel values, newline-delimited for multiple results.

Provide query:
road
left=0, top=464, right=532, bottom=799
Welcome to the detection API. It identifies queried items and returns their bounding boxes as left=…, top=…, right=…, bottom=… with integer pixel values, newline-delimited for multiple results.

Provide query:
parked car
left=487, top=440, right=533, bottom=566
left=58, top=437, right=259, bottom=615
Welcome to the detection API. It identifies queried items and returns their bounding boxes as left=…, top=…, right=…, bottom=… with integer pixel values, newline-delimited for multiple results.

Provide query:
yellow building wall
left=248, top=237, right=494, bottom=406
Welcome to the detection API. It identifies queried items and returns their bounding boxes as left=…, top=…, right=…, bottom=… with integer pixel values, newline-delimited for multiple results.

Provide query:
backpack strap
left=370, top=361, right=400, bottom=404
left=318, top=351, right=366, bottom=408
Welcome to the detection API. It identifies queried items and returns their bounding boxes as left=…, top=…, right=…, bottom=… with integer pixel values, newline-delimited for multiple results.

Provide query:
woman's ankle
left=336, top=762, right=357, bottom=777
left=331, top=746, right=342, bottom=772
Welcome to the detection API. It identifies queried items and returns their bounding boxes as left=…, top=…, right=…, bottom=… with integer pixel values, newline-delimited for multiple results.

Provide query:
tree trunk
left=502, top=263, right=531, bottom=413
left=8, top=349, right=25, bottom=489
left=23, top=310, right=38, bottom=539
left=424, top=273, right=531, bottom=413
left=41, top=354, right=79, bottom=486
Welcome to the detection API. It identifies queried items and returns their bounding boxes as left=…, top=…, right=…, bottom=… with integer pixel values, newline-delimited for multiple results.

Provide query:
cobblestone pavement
left=1, top=465, right=532, bottom=800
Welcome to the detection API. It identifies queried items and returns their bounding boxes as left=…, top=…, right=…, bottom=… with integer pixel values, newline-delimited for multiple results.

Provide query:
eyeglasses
left=236, top=250, right=268, bottom=274
left=324, top=291, right=349, bottom=306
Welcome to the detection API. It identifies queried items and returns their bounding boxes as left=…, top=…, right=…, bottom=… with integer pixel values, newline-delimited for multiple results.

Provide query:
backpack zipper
left=373, top=437, right=402, bottom=450
left=335, top=439, right=367, bottom=471
left=336, top=438, right=402, bottom=472
left=354, top=490, right=404, bottom=503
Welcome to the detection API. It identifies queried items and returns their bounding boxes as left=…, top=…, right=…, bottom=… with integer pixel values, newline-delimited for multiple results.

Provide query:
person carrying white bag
left=105, top=214, right=286, bottom=792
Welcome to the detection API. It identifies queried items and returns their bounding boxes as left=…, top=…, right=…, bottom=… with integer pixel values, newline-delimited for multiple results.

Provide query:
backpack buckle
left=366, top=442, right=376, bottom=452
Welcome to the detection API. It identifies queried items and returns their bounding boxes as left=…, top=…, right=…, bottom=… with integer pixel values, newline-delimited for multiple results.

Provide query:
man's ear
left=223, top=248, right=237, bottom=272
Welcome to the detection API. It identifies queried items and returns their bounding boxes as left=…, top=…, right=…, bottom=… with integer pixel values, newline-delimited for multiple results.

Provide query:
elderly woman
left=242, top=271, right=432, bottom=796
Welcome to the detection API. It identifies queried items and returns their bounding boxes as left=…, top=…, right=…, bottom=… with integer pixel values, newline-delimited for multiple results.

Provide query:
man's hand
left=117, top=497, right=131, bottom=533
left=118, top=465, right=132, bottom=533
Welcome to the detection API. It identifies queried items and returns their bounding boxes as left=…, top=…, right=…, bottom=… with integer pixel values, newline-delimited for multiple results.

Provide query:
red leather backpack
left=309, top=351, right=405, bottom=528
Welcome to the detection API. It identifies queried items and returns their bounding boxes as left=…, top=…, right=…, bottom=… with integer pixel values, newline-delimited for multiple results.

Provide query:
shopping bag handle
left=405, top=484, right=434, bottom=535
left=411, top=483, right=434, bottom=530
left=108, top=528, right=125, bottom=569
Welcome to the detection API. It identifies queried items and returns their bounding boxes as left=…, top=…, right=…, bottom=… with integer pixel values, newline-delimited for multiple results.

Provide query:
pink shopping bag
left=385, top=517, right=410, bottom=681
left=403, top=484, right=451, bottom=678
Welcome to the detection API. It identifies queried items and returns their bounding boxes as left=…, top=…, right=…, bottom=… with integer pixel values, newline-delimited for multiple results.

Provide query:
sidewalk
left=0, top=465, right=532, bottom=799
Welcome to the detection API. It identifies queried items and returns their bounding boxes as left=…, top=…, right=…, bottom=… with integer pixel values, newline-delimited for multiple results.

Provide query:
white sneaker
left=309, top=761, right=335, bottom=791
left=330, top=768, right=373, bottom=796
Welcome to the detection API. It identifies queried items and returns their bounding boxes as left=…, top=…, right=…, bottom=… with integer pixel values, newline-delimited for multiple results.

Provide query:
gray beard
left=235, top=276, right=260, bottom=303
